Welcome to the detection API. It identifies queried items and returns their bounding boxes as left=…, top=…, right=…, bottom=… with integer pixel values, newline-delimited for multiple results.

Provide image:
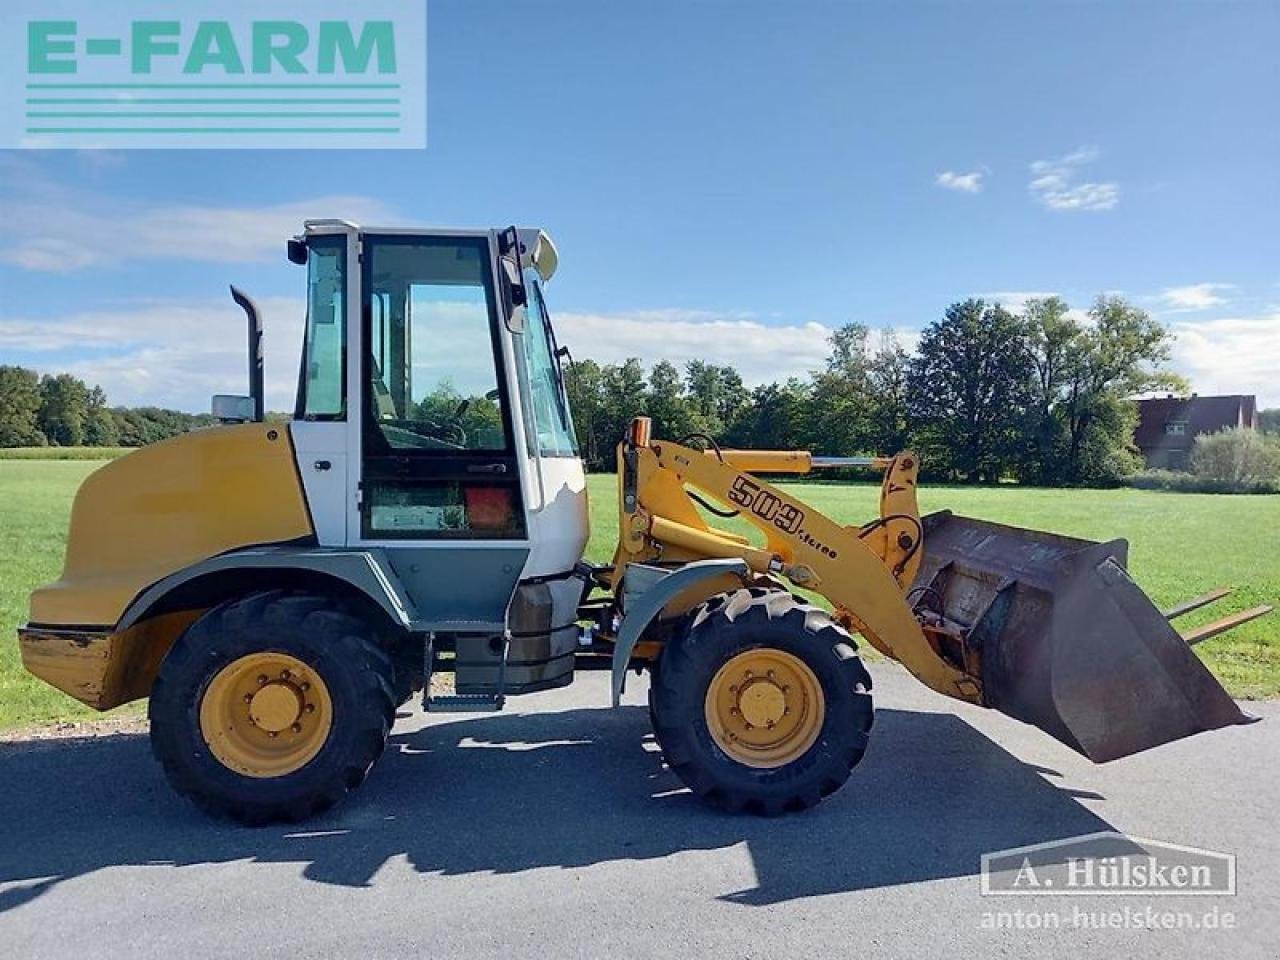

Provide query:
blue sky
left=1, top=1, right=1277, bottom=411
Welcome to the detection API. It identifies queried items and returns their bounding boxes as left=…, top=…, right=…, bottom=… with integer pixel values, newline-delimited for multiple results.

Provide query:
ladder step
left=426, top=693, right=505, bottom=713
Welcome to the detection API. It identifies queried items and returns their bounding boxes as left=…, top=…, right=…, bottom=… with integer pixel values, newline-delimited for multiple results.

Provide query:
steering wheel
left=380, top=416, right=466, bottom=449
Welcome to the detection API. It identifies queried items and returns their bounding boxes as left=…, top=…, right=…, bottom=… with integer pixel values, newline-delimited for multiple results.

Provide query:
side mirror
left=212, top=394, right=255, bottom=422
left=497, top=226, right=527, bottom=332
left=499, top=255, right=527, bottom=332
left=287, top=238, right=308, bottom=265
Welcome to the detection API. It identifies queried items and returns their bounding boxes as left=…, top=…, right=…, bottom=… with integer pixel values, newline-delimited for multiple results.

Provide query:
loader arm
left=612, top=421, right=982, bottom=704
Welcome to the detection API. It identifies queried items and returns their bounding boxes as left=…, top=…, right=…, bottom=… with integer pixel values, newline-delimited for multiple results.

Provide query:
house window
left=1164, top=421, right=1187, bottom=436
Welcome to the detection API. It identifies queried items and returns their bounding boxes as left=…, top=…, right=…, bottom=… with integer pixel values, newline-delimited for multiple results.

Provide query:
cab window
left=363, top=238, right=511, bottom=453
left=297, top=236, right=346, bottom=420
left=515, top=273, right=578, bottom=457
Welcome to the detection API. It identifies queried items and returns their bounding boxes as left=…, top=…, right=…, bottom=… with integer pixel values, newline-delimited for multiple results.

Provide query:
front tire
left=650, top=589, right=873, bottom=815
left=149, top=590, right=396, bottom=825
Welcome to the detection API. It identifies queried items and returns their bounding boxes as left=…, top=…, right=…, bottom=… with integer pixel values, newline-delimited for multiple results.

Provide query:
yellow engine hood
left=29, top=423, right=314, bottom=627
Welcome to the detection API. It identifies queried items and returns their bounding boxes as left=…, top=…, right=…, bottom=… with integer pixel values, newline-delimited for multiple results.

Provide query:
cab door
left=353, top=233, right=529, bottom=629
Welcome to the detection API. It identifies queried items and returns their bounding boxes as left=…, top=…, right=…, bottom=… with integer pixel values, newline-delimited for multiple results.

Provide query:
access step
left=425, top=693, right=505, bottom=713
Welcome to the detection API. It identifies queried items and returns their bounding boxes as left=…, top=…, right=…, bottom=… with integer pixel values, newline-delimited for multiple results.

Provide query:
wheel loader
left=18, top=220, right=1270, bottom=824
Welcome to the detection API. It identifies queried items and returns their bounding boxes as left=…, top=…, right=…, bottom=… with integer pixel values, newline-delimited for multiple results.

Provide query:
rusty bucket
left=911, top=511, right=1267, bottom=762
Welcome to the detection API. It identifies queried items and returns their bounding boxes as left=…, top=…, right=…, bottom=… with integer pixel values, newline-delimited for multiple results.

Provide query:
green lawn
left=583, top=476, right=1279, bottom=699
left=0, top=446, right=133, bottom=460
left=2, top=462, right=1276, bottom=729
left=0, top=461, right=146, bottom=729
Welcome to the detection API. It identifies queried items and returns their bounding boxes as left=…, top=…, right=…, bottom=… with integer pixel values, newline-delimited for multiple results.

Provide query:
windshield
left=515, top=272, right=578, bottom=457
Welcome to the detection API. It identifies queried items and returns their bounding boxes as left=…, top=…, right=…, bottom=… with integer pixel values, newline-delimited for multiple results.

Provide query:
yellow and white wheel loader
left=18, top=220, right=1270, bottom=824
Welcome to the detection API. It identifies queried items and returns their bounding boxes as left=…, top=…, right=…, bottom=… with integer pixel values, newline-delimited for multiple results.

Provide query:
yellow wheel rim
left=704, top=648, right=825, bottom=769
left=199, top=652, right=333, bottom=778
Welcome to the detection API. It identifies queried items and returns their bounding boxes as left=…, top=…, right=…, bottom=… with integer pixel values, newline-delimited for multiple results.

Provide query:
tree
left=806, top=323, right=874, bottom=456
left=684, top=361, right=747, bottom=437
left=0, top=366, right=46, bottom=447
left=1020, top=296, right=1081, bottom=481
left=596, top=359, right=649, bottom=460
left=645, top=360, right=700, bottom=441
left=725, top=379, right=812, bottom=451
left=1016, top=295, right=1180, bottom=484
left=565, top=358, right=606, bottom=470
left=907, top=300, right=1033, bottom=482
left=866, top=329, right=911, bottom=454
left=1192, top=427, right=1280, bottom=486
left=37, top=373, right=91, bottom=447
left=84, top=386, right=121, bottom=447
left=111, top=406, right=212, bottom=446
left=1058, top=296, right=1181, bottom=483
left=1259, top=409, right=1280, bottom=436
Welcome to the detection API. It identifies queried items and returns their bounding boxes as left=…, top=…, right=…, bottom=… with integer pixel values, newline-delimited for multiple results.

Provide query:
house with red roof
left=1134, top=394, right=1259, bottom=470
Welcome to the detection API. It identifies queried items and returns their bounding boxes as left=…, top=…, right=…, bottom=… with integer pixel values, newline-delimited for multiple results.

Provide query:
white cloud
left=977, top=291, right=1092, bottom=325
left=1157, top=283, right=1234, bottom=311
left=935, top=170, right=984, bottom=194
left=0, top=160, right=398, bottom=272
left=1028, top=147, right=1119, bottom=211
left=982, top=290, right=1060, bottom=312
left=1167, top=312, right=1280, bottom=408
left=0, top=297, right=306, bottom=411
left=555, top=310, right=836, bottom=386
left=0, top=300, right=861, bottom=411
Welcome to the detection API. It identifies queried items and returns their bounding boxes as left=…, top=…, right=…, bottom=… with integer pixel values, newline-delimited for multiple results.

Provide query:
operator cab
left=287, top=220, right=588, bottom=697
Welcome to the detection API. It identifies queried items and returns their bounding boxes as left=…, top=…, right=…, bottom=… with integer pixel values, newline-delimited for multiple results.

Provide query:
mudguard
left=610, top=558, right=749, bottom=706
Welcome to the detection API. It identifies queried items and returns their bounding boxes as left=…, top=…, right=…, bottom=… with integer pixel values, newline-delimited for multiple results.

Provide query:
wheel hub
left=249, top=682, right=305, bottom=733
left=199, top=652, right=333, bottom=778
left=737, top=677, right=788, bottom=729
left=704, top=648, right=825, bottom=768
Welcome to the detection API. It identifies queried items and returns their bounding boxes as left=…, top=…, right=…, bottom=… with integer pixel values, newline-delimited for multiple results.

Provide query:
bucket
left=910, top=511, right=1257, bottom=762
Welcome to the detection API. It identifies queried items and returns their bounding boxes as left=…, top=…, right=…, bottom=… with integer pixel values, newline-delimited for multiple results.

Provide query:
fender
left=118, top=546, right=417, bottom=632
left=610, top=558, right=749, bottom=706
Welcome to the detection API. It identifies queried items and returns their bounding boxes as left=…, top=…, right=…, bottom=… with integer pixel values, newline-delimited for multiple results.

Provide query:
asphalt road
left=1, top=666, right=1276, bottom=959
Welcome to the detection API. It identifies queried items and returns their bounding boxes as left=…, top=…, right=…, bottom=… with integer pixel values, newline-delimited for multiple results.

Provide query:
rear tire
left=392, top=667, right=423, bottom=709
left=149, top=590, right=396, bottom=825
left=650, top=589, right=873, bottom=815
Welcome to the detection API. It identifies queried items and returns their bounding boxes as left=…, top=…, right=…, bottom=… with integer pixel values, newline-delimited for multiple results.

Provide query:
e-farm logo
left=3, top=1, right=426, bottom=148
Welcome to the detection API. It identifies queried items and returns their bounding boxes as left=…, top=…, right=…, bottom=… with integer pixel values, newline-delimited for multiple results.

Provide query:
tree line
left=566, top=295, right=1188, bottom=485
left=3, top=293, right=1267, bottom=487
left=0, top=367, right=215, bottom=448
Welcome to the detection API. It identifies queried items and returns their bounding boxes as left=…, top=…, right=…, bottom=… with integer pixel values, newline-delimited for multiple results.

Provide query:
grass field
left=1, top=461, right=1277, bottom=729
left=0, top=447, right=134, bottom=460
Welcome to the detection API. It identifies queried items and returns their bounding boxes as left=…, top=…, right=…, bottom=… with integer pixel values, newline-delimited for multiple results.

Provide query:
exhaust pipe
left=230, top=285, right=265, bottom=423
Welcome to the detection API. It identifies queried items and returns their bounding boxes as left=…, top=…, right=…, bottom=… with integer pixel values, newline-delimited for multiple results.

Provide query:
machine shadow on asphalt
left=0, top=703, right=1115, bottom=911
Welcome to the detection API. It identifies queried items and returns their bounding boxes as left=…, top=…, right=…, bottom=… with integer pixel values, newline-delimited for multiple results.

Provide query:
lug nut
left=268, top=731, right=278, bottom=738
left=291, top=723, right=302, bottom=733
left=280, top=670, right=291, bottom=680
left=243, top=693, right=253, bottom=703
left=305, top=703, right=316, bottom=714
left=257, top=675, right=268, bottom=685
left=300, top=682, right=310, bottom=691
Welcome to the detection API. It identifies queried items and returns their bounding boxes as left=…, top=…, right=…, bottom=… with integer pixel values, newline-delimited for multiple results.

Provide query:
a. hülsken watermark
left=981, top=831, right=1236, bottom=896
